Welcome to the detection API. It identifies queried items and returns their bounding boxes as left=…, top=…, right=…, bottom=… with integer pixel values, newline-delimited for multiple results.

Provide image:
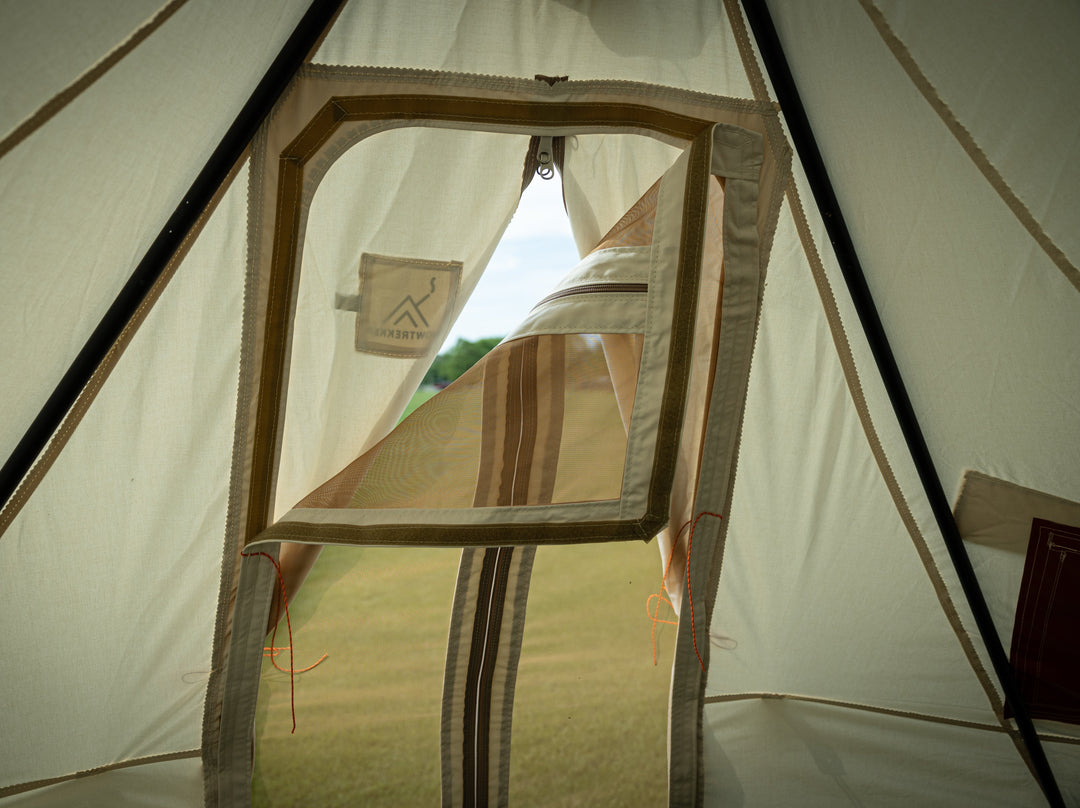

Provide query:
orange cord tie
left=241, top=550, right=327, bottom=734
left=263, top=646, right=328, bottom=674
left=646, top=519, right=690, bottom=665
left=686, top=512, right=723, bottom=673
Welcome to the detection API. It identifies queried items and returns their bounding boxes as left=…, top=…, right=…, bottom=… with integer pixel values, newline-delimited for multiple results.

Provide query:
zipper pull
left=535, top=135, right=555, bottom=180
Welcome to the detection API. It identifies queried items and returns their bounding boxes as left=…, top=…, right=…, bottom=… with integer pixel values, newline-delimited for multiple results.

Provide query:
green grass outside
left=399, top=385, right=439, bottom=422
left=252, top=541, right=677, bottom=806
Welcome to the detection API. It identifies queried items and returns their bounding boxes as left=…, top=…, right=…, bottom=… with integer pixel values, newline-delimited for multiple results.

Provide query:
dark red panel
left=1008, top=518, right=1080, bottom=723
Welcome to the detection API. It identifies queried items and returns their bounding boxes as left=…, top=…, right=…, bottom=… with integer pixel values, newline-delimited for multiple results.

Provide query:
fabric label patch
left=352, top=253, right=461, bottom=357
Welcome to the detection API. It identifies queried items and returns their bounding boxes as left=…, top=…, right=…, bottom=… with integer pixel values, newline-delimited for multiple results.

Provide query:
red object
left=1007, top=518, right=1080, bottom=724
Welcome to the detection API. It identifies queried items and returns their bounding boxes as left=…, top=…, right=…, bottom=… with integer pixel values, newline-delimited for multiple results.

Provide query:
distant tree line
left=422, top=336, right=503, bottom=386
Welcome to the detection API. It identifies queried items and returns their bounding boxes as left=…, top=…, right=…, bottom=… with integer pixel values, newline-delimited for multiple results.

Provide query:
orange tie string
left=685, top=511, right=723, bottom=673
left=241, top=550, right=327, bottom=734
left=646, top=520, right=690, bottom=665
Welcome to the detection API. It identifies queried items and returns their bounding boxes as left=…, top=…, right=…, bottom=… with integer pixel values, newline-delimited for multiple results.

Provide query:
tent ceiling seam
left=0, top=0, right=191, bottom=161
left=781, top=176, right=1009, bottom=722
left=733, top=0, right=1030, bottom=760
left=705, top=692, right=1080, bottom=746
left=0, top=749, right=200, bottom=799
left=0, top=151, right=248, bottom=541
left=739, top=2, right=1064, bottom=804
left=724, top=0, right=1025, bottom=784
left=705, top=692, right=1009, bottom=734
left=731, top=0, right=1012, bottom=732
left=857, top=0, right=1080, bottom=295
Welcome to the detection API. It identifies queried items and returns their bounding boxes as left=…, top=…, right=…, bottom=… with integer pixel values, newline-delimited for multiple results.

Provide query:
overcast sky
left=439, top=175, right=580, bottom=350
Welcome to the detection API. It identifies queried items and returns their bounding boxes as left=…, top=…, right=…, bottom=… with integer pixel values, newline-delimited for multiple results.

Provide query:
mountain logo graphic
left=383, top=277, right=437, bottom=328
left=353, top=253, right=462, bottom=358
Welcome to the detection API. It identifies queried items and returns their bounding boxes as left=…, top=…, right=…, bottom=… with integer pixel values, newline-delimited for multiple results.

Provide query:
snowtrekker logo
left=351, top=253, right=462, bottom=357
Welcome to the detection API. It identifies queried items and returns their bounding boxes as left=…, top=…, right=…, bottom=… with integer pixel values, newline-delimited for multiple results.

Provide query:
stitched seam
left=0, top=149, right=248, bottom=540
left=300, top=64, right=772, bottom=114
left=858, top=0, right=1080, bottom=294
left=0, top=749, right=200, bottom=799
left=704, top=692, right=1008, bottom=734
left=0, top=0, right=191, bottom=160
left=722, top=0, right=1031, bottom=781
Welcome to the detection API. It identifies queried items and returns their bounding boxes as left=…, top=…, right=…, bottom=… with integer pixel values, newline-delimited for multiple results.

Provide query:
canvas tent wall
left=1, top=1, right=1078, bottom=806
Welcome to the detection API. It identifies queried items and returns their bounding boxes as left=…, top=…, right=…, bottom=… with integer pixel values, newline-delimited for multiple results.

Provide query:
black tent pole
left=740, top=2, right=1063, bottom=805
left=0, top=0, right=346, bottom=514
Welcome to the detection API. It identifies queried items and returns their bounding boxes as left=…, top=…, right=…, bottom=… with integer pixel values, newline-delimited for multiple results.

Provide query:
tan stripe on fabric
left=473, top=347, right=506, bottom=509
left=722, top=0, right=1017, bottom=756
left=257, top=515, right=640, bottom=547
left=0, top=0, right=191, bottom=160
left=511, top=337, right=539, bottom=505
left=858, top=0, right=1080, bottom=295
left=530, top=335, right=565, bottom=506
left=499, top=341, right=525, bottom=506
left=0, top=749, right=200, bottom=799
left=722, top=0, right=772, bottom=103
left=442, top=544, right=537, bottom=808
left=0, top=148, right=249, bottom=540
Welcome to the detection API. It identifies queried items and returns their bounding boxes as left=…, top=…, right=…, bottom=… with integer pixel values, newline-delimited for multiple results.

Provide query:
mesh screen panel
left=296, top=331, right=640, bottom=511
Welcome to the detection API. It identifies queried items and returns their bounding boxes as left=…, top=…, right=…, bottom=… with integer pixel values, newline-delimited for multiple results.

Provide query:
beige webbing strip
left=858, top=0, right=1080, bottom=295
left=0, top=0, right=191, bottom=161
left=530, top=336, right=565, bottom=506
left=201, top=129, right=271, bottom=808
left=211, top=547, right=280, bottom=808
left=668, top=125, right=767, bottom=808
left=0, top=749, right=200, bottom=799
left=0, top=147, right=249, bottom=540
left=721, top=0, right=1031, bottom=776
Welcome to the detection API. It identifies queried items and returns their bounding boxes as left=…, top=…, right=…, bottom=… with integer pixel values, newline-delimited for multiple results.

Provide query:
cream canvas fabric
left=1, top=2, right=1078, bottom=806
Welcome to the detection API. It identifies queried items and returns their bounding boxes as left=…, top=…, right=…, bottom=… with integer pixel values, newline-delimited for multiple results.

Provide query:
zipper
left=533, top=282, right=647, bottom=309
left=535, top=135, right=555, bottom=180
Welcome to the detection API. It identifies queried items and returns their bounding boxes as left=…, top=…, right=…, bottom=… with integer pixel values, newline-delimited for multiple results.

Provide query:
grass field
left=399, top=385, right=439, bottom=421
left=251, top=540, right=677, bottom=806
left=252, top=382, right=678, bottom=805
